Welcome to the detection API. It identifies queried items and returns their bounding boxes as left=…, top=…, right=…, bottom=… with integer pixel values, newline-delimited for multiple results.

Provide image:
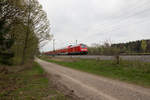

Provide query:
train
left=44, top=44, right=88, bottom=55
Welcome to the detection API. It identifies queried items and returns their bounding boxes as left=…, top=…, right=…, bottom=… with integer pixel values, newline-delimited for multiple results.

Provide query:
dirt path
left=36, top=58, right=150, bottom=100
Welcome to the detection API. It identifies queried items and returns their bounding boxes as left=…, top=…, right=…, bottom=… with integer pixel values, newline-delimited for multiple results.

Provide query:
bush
left=0, top=52, right=14, bottom=65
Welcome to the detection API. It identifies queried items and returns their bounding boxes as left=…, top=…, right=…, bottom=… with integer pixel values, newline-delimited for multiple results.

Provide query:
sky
left=38, top=0, right=150, bottom=51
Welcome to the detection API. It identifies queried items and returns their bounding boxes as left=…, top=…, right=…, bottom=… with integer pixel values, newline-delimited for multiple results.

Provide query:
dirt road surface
left=36, top=58, right=150, bottom=100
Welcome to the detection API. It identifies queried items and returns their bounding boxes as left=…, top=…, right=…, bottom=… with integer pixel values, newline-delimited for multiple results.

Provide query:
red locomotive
left=44, top=44, right=88, bottom=55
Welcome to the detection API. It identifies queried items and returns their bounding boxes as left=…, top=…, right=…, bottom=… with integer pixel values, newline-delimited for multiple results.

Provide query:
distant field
left=40, top=56, right=150, bottom=88
left=0, top=62, right=67, bottom=100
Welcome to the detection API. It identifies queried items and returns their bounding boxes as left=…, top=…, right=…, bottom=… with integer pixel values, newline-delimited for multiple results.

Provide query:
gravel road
left=36, top=58, right=150, bottom=100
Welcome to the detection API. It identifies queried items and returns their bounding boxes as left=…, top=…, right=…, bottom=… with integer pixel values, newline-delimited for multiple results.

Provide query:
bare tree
left=21, top=0, right=52, bottom=64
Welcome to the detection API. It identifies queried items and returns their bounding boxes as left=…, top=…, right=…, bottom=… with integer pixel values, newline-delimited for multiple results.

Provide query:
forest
left=0, top=0, right=52, bottom=65
left=88, top=39, right=150, bottom=55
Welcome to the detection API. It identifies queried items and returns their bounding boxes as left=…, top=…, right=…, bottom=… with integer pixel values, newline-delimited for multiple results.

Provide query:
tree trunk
left=21, top=1, right=31, bottom=65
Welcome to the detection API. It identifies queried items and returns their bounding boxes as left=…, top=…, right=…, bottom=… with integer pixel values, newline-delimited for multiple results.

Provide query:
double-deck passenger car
left=44, top=44, right=88, bottom=55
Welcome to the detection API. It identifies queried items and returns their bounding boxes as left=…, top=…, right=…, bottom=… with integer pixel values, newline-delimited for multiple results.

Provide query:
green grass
left=0, top=62, right=67, bottom=100
left=40, top=56, right=150, bottom=88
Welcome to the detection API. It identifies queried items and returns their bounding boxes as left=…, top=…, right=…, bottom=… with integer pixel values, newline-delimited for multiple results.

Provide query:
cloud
left=38, top=0, right=150, bottom=51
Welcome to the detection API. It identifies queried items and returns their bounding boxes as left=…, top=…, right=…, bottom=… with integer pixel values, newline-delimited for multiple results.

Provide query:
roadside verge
left=0, top=61, right=68, bottom=100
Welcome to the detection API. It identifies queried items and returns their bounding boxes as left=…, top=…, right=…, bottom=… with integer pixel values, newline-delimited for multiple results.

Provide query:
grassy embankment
left=0, top=62, right=67, bottom=100
left=40, top=56, right=150, bottom=88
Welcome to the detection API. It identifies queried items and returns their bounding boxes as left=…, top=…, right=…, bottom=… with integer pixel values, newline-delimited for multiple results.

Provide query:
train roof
left=68, top=43, right=86, bottom=47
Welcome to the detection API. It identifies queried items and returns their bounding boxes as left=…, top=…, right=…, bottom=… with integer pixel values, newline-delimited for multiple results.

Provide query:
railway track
left=52, top=55, right=150, bottom=62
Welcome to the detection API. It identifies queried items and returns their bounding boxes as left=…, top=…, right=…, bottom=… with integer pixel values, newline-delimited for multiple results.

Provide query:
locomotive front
left=80, top=44, right=88, bottom=55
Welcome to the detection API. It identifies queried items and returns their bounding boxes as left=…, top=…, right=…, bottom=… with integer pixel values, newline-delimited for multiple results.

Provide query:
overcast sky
left=38, top=0, right=150, bottom=51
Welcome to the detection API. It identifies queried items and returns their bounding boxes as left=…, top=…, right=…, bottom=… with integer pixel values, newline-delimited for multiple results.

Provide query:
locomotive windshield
left=81, top=44, right=86, bottom=48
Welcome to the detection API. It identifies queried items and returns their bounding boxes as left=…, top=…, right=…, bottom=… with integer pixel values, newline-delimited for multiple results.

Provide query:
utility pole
left=52, top=39, right=55, bottom=57
left=53, top=39, right=55, bottom=52
left=76, top=40, right=77, bottom=45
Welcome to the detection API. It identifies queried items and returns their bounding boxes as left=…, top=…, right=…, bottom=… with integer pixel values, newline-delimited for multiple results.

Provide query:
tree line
left=0, top=0, right=52, bottom=65
left=88, top=39, right=150, bottom=55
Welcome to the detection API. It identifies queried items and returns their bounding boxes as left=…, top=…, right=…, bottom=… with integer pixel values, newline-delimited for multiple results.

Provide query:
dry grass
left=0, top=61, right=68, bottom=100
